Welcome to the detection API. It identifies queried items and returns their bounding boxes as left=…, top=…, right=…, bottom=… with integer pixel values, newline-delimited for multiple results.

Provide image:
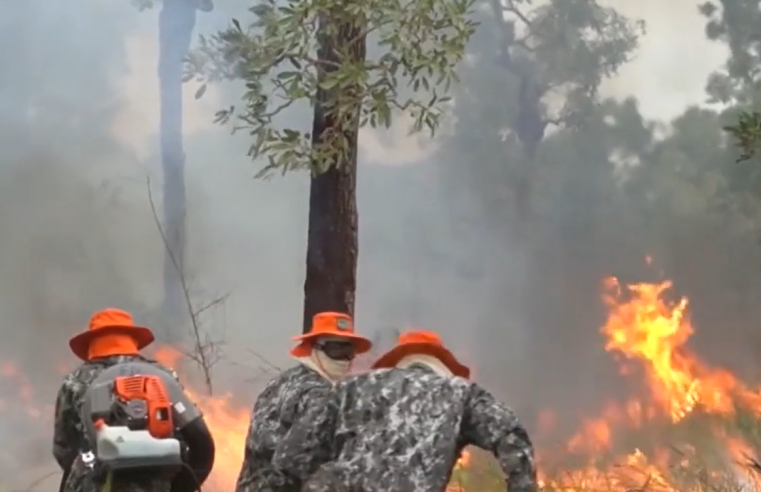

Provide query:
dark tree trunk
left=158, top=0, right=196, bottom=340
left=302, top=14, right=366, bottom=334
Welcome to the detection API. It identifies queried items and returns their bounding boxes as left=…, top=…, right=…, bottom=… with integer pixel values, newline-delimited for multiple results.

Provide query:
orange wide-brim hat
left=291, top=312, right=372, bottom=357
left=69, top=308, right=155, bottom=361
left=372, top=330, right=470, bottom=378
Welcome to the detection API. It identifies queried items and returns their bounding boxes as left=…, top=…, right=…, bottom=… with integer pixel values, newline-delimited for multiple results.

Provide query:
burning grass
left=448, top=272, right=761, bottom=492
left=449, top=415, right=761, bottom=492
left=5, top=267, right=761, bottom=492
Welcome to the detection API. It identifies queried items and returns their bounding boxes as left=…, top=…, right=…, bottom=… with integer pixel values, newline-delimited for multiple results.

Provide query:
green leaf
left=288, top=57, right=302, bottom=70
left=283, top=129, right=300, bottom=142
left=277, top=71, right=300, bottom=80
left=380, top=104, right=392, bottom=128
left=195, top=0, right=479, bottom=176
left=320, top=77, right=340, bottom=90
left=194, top=84, right=207, bottom=100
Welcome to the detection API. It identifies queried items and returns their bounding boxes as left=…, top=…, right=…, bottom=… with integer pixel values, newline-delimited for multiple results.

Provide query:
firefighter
left=272, top=330, right=538, bottom=492
left=53, top=308, right=215, bottom=492
left=235, top=312, right=372, bottom=492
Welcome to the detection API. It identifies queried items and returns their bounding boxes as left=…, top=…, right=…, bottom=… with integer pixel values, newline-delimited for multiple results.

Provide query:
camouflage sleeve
left=234, top=406, right=258, bottom=491
left=52, top=380, right=80, bottom=472
left=460, top=383, right=538, bottom=492
left=271, top=385, right=339, bottom=483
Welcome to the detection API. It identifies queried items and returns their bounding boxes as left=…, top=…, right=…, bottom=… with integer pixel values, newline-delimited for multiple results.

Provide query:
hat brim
left=69, top=325, right=155, bottom=361
left=290, top=332, right=372, bottom=357
left=371, top=342, right=470, bottom=378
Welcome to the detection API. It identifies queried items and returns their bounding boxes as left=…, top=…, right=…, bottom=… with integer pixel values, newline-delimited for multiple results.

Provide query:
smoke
left=0, top=0, right=755, bottom=487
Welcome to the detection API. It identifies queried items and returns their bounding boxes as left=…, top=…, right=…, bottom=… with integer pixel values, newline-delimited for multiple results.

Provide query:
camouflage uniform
left=273, top=365, right=538, bottom=492
left=53, top=355, right=180, bottom=492
left=235, top=364, right=334, bottom=492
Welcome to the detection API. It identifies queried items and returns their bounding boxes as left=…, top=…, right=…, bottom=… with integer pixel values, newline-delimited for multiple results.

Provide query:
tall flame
left=601, top=277, right=761, bottom=421
left=537, top=275, right=761, bottom=492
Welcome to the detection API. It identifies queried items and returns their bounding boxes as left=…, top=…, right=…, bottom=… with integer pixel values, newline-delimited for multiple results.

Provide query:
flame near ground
left=3, top=272, right=761, bottom=492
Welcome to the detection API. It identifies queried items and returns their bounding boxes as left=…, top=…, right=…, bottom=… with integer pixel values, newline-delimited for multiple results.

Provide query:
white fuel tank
left=96, top=423, right=182, bottom=468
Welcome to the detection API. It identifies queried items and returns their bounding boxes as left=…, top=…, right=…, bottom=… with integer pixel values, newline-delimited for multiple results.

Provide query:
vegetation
left=438, top=0, right=644, bottom=229
left=451, top=407, right=761, bottom=492
left=190, top=0, right=477, bottom=329
left=703, top=0, right=761, bottom=163
left=725, top=111, right=761, bottom=162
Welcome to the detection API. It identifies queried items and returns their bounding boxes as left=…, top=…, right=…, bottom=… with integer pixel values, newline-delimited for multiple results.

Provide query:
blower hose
left=172, top=417, right=215, bottom=492
left=59, top=467, right=70, bottom=492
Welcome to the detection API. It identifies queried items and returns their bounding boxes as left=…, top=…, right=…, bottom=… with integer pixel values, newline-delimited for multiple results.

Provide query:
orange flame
left=154, top=345, right=250, bottom=491
left=535, top=275, right=761, bottom=492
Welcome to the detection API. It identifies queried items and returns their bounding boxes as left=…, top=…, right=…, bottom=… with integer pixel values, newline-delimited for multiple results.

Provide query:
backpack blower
left=79, top=361, right=215, bottom=492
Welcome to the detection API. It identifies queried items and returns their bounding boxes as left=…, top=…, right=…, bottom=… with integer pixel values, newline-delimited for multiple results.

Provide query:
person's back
left=235, top=312, right=373, bottom=492
left=57, top=355, right=176, bottom=492
left=273, top=330, right=537, bottom=492
left=54, top=309, right=214, bottom=492
left=238, top=364, right=328, bottom=491
left=328, top=366, right=473, bottom=492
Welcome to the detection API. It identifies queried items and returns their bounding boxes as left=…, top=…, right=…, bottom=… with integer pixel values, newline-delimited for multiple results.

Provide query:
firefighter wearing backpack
left=53, top=308, right=215, bottom=492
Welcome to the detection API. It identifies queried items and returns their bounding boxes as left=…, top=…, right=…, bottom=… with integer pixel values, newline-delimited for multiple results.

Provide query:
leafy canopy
left=435, top=0, right=643, bottom=225
left=511, top=0, right=644, bottom=125
left=188, top=0, right=477, bottom=176
left=725, top=111, right=761, bottom=162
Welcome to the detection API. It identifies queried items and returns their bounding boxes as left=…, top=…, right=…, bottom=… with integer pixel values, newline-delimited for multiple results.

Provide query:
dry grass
left=448, top=406, right=761, bottom=492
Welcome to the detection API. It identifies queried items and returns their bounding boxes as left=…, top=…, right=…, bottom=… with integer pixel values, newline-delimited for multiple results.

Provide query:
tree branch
left=145, top=177, right=226, bottom=395
left=503, top=0, right=532, bottom=29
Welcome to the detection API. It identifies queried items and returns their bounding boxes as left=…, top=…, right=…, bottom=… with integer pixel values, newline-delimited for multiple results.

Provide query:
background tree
left=427, top=0, right=644, bottom=418
left=438, top=0, right=643, bottom=235
left=725, top=110, right=761, bottom=161
left=699, top=0, right=761, bottom=229
left=191, top=0, right=476, bottom=331
left=426, top=0, right=761, bottom=427
left=698, top=0, right=761, bottom=161
left=132, top=0, right=214, bottom=341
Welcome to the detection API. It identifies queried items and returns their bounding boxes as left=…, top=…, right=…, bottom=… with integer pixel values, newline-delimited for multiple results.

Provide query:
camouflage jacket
left=272, top=365, right=538, bottom=492
left=53, top=355, right=180, bottom=492
left=235, top=363, right=333, bottom=492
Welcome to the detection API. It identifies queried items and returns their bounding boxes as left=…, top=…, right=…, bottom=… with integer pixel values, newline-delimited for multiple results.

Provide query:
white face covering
left=293, top=336, right=354, bottom=382
left=396, top=353, right=453, bottom=377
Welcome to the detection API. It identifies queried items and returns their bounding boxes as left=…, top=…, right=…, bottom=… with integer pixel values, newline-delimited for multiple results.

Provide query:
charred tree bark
left=302, top=15, right=366, bottom=334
